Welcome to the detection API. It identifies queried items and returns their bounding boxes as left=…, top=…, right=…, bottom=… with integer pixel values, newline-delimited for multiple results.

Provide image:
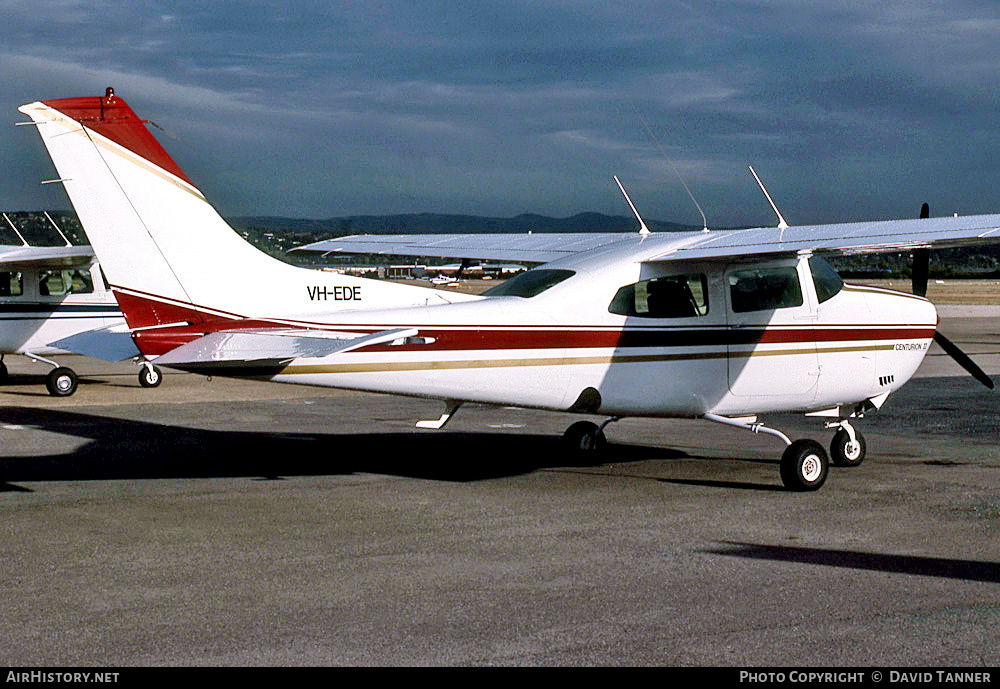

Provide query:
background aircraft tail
left=19, top=89, right=467, bottom=330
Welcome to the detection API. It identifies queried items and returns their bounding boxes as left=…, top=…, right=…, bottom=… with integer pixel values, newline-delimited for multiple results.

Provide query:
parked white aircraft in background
left=19, top=89, right=998, bottom=489
left=0, top=212, right=164, bottom=395
left=0, top=210, right=166, bottom=395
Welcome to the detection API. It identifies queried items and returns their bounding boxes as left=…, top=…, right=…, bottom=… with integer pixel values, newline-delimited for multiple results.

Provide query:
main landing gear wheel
left=830, top=428, right=866, bottom=467
left=139, top=365, right=163, bottom=388
left=562, top=420, right=607, bottom=461
left=45, top=367, right=78, bottom=397
left=780, top=439, right=829, bottom=492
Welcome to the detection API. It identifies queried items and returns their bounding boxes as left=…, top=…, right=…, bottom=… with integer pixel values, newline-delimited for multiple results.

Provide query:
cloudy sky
left=1, top=1, right=999, bottom=227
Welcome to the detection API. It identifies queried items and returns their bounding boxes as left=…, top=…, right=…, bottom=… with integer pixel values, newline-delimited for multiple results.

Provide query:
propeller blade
left=933, top=331, right=995, bottom=389
left=912, top=203, right=930, bottom=297
left=912, top=248, right=929, bottom=297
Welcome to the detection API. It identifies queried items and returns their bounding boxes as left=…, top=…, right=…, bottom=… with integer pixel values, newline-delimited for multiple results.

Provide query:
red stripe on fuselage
left=117, top=291, right=937, bottom=358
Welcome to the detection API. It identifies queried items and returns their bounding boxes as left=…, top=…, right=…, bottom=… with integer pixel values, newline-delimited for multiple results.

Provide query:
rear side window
left=729, top=267, right=802, bottom=313
left=0, top=271, right=22, bottom=297
left=609, top=273, right=709, bottom=318
left=39, top=269, right=94, bottom=297
left=482, top=269, right=575, bottom=298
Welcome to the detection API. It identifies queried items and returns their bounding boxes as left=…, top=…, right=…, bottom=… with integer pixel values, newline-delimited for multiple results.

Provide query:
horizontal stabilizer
left=153, top=327, right=419, bottom=366
left=48, top=325, right=141, bottom=362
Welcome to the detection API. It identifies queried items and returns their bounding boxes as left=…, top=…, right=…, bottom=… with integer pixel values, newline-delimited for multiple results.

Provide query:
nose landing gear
left=828, top=421, right=866, bottom=467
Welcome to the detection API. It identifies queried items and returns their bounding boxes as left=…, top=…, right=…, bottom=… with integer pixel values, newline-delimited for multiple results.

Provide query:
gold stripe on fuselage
left=276, top=343, right=901, bottom=376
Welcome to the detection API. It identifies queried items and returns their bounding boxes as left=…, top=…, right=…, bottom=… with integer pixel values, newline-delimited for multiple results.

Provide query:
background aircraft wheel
left=139, top=365, right=163, bottom=388
left=45, top=367, right=78, bottom=397
left=830, top=428, right=866, bottom=467
left=562, top=420, right=607, bottom=460
left=780, top=439, right=828, bottom=491
left=0, top=360, right=7, bottom=383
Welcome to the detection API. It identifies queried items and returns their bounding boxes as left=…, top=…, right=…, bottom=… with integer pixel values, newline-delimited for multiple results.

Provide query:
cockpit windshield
left=809, top=256, right=844, bottom=303
left=482, top=269, right=575, bottom=298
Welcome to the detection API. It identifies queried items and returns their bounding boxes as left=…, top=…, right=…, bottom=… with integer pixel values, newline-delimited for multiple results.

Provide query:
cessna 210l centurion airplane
left=19, top=88, right=998, bottom=490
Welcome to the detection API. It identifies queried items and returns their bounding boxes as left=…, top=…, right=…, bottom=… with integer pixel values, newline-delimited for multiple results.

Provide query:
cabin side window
left=609, top=273, right=709, bottom=318
left=38, top=269, right=94, bottom=297
left=0, top=271, right=23, bottom=297
left=728, top=267, right=803, bottom=313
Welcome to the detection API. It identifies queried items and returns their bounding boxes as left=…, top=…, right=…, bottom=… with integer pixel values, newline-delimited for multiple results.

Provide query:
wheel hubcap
left=802, top=454, right=822, bottom=482
left=844, top=440, right=861, bottom=460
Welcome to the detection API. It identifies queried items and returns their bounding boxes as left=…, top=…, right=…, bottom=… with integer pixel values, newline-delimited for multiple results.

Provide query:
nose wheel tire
left=45, top=367, right=78, bottom=397
left=780, top=439, right=829, bottom=491
left=139, top=365, right=163, bottom=388
left=830, top=428, right=866, bottom=467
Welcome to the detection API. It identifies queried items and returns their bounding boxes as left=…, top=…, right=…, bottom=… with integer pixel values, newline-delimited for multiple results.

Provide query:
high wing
left=290, top=232, right=650, bottom=264
left=292, top=214, right=1000, bottom=264
left=644, top=213, right=1000, bottom=262
left=0, top=243, right=94, bottom=268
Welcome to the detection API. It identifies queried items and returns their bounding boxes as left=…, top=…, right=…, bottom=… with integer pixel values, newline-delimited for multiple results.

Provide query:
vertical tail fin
left=19, top=89, right=466, bottom=330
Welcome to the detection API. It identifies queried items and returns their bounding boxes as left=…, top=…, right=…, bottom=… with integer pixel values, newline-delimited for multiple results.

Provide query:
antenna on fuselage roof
left=748, top=164, right=789, bottom=230
left=614, top=175, right=650, bottom=235
left=629, top=103, right=709, bottom=232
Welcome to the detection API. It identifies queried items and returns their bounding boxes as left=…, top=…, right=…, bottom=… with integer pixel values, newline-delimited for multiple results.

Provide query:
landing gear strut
left=22, top=353, right=79, bottom=397
left=562, top=417, right=619, bottom=462
left=703, top=413, right=830, bottom=491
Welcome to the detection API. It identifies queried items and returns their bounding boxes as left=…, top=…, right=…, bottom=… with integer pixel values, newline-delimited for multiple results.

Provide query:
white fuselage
left=190, top=246, right=935, bottom=419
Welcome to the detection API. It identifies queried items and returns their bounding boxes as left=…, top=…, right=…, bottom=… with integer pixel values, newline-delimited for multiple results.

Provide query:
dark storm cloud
left=1, top=1, right=999, bottom=226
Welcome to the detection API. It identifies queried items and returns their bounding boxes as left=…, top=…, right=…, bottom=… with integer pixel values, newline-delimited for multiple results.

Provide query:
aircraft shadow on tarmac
left=708, top=541, right=1000, bottom=584
left=0, top=406, right=722, bottom=488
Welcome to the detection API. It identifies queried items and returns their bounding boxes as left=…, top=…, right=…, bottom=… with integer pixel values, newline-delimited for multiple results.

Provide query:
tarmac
left=0, top=308, right=997, bottom=666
